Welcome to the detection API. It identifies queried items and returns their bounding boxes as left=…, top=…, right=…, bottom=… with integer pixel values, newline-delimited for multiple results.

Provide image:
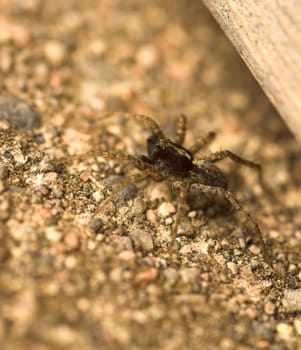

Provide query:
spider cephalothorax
left=143, top=132, right=194, bottom=175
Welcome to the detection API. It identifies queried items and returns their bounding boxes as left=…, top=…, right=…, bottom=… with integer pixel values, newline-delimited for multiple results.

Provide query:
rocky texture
left=0, top=1, right=300, bottom=349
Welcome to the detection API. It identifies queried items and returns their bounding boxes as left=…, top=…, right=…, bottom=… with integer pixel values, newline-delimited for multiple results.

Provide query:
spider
left=68, top=114, right=273, bottom=267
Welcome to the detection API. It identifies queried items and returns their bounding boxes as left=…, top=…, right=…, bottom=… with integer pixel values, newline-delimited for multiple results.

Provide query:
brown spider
left=70, top=114, right=273, bottom=267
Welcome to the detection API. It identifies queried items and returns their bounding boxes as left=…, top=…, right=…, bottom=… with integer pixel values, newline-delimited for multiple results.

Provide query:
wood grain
left=203, top=0, right=301, bottom=143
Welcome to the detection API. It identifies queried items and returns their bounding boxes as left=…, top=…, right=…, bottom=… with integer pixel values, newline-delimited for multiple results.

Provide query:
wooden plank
left=203, top=0, right=301, bottom=143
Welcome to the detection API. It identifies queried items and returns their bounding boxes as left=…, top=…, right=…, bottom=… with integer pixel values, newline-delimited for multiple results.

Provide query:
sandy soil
left=1, top=1, right=301, bottom=349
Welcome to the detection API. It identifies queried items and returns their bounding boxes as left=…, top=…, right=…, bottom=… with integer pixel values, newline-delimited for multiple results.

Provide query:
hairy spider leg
left=58, top=151, right=153, bottom=171
left=102, top=113, right=165, bottom=138
left=131, top=114, right=165, bottom=138
left=203, top=149, right=274, bottom=197
left=191, top=183, right=273, bottom=268
left=189, top=131, right=216, bottom=155
left=93, top=169, right=154, bottom=217
left=170, top=183, right=189, bottom=246
left=174, top=113, right=187, bottom=146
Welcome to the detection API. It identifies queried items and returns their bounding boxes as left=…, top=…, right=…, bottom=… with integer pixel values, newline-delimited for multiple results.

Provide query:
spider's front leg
left=132, top=114, right=165, bottom=138
left=191, top=183, right=273, bottom=268
left=57, top=150, right=152, bottom=171
left=174, top=114, right=187, bottom=146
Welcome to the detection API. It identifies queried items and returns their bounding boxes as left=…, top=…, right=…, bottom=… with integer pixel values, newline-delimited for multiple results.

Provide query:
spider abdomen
left=192, top=162, right=228, bottom=189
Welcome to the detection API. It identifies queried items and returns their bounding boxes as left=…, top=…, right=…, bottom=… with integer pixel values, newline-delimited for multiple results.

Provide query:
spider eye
left=158, top=144, right=166, bottom=152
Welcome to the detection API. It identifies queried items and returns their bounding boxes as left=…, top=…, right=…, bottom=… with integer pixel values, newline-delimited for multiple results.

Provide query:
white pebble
left=43, top=40, right=67, bottom=66
left=282, top=289, right=301, bottom=312
left=45, top=227, right=62, bottom=242
left=157, top=202, right=176, bottom=218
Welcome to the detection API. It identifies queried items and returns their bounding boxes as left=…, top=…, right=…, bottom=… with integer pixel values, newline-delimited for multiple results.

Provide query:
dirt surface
left=1, top=1, right=301, bottom=349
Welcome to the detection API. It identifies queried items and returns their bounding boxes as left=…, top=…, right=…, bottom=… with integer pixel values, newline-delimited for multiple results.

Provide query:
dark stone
left=89, top=218, right=104, bottom=234
left=33, top=133, right=45, bottom=144
left=0, top=96, right=41, bottom=129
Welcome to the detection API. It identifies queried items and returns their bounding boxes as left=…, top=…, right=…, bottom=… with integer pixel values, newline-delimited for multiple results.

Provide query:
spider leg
left=170, top=183, right=189, bottom=247
left=93, top=169, right=154, bottom=217
left=203, top=150, right=267, bottom=191
left=174, top=113, right=187, bottom=146
left=189, top=131, right=216, bottom=155
left=130, top=114, right=165, bottom=138
left=191, top=183, right=273, bottom=267
left=101, top=113, right=165, bottom=138
left=57, top=151, right=153, bottom=171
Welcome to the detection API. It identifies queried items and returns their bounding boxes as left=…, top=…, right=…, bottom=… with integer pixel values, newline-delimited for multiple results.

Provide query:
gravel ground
left=1, top=1, right=301, bottom=349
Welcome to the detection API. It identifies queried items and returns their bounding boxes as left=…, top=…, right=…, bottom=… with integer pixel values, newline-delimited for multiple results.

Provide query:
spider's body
left=140, top=132, right=228, bottom=189
left=145, top=133, right=194, bottom=174
left=73, top=113, right=273, bottom=267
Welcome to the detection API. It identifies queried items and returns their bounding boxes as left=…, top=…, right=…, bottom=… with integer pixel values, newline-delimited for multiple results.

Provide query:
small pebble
left=250, top=257, right=260, bottom=270
left=226, top=262, right=238, bottom=275
left=52, top=185, right=64, bottom=199
left=180, top=267, right=200, bottom=284
left=276, top=323, right=293, bottom=341
left=179, top=244, right=193, bottom=255
left=252, top=322, right=274, bottom=342
left=149, top=183, right=170, bottom=201
left=110, top=235, right=133, bottom=252
left=244, top=307, right=258, bottom=319
left=3, top=150, right=13, bottom=160
left=77, top=298, right=91, bottom=312
left=136, top=44, right=159, bottom=69
left=248, top=244, right=261, bottom=255
left=293, top=318, right=301, bottom=335
left=264, top=301, right=276, bottom=315
left=146, top=209, right=157, bottom=225
left=0, top=96, right=41, bottom=129
left=131, top=198, right=146, bottom=216
left=135, top=267, right=158, bottom=284
left=89, top=218, right=104, bottom=234
left=9, top=222, right=34, bottom=240
left=282, top=289, right=301, bottom=312
left=109, top=267, right=123, bottom=282
left=129, top=228, right=154, bottom=252
left=43, top=40, right=67, bottom=66
left=64, top=231, right=81, bottom=251
left=45, top=325, right=78, bottom=346
left=233, top=249, right=243, bottom=256
left=157, top=202, right=176, bottom=218
left=65, top=255, right=78, bottom=269
left=103, top=175, right=121, bottom=189
left=33, top=133, right=45, bottom=144
left=0, top=19, right=29, bottom=45
left=45, top=227, right=63, bottom=242
left=238, top=237, right=246, bottom=249
left=87, top=38, right=107, bottom=57
left=87, top=240, right=97, bottom=250
left=92, top=188, right=106, bottom=203
left=163, top=268, right=179, bottom=288
left=116, top=183, right=137, bottom=203
left=165, top=217, right=173, bottom=225
left=288, top=264, right=297, bottom=274
left=118, top=250, right=136, bottom=262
